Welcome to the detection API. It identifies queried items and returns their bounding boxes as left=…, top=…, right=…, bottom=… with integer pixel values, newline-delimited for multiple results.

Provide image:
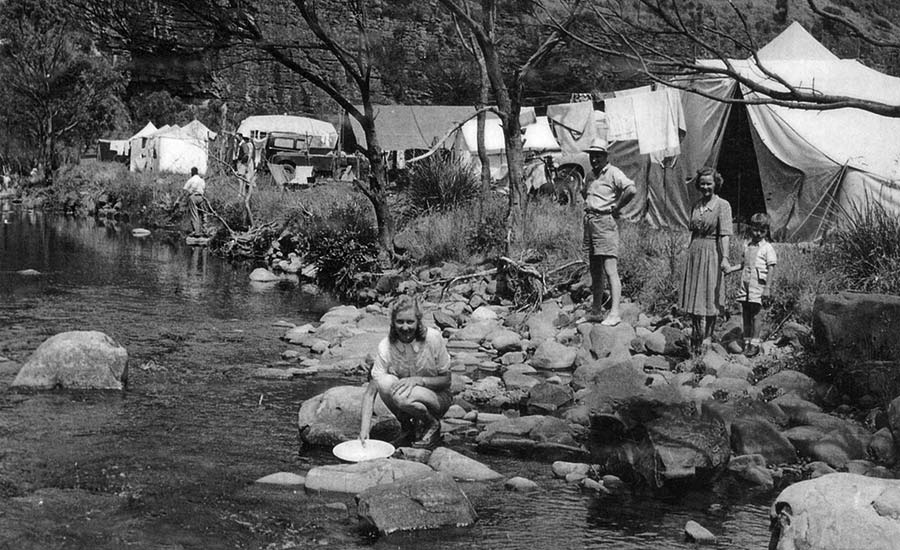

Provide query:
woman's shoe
left=411, top=417, right=442, bottom=450
left=744, top=344, right=760, bottom=358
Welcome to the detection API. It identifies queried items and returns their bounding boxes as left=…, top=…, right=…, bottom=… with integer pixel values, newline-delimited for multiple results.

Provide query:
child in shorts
left=726, top=213, right=777, bottom=357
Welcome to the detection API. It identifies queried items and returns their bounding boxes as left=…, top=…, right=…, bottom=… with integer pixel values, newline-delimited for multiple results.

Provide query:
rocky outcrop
left=12, top=331, right=128, bottom=390
left=356, top=472, right=477, bottom=535
left=769, top=473, right=900, bottom=550
left=427, top=447, right=503, bottom=481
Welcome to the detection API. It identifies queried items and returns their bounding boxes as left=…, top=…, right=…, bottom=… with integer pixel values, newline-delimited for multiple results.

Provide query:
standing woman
left=679, top=167, right=733, bottom=353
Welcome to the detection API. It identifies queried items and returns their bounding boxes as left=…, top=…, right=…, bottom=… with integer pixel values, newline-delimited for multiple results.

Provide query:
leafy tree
left=0, top=0, right=127, bottom=181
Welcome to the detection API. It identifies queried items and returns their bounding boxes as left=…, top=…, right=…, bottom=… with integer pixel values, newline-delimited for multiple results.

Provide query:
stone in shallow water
left=254, top=472, right=305, bottom=486
left=356, top=472, right=477, bottom=535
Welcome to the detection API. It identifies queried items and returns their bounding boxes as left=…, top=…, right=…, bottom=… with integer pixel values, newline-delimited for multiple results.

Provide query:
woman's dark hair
left=388, top=295, right=427, bottom=343
left=692, top=167, right=724, bottom=193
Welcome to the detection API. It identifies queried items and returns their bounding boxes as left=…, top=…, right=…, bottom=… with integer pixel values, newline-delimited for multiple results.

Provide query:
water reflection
left=0, top=204, right=335, bottom=320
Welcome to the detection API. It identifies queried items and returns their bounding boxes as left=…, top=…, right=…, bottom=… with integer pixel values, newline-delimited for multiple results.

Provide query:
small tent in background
left=128, top=121, right=158, bottom=173
left=452, top=115, right=563, bottom=182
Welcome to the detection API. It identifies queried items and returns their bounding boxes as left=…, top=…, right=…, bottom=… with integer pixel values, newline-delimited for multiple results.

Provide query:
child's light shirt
left=371, top=327, right=450, bottom=381
left=736, top=239, right=777, bottom=303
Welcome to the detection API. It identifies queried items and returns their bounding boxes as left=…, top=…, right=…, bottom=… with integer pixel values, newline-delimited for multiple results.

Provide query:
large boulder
left=756, top=370, right=818, bottom=401
left=297, top=385, right=398, bottom=447
left=305, top=458, right=433, bottom=494
left=11, top=331, right=128, bottom=390
left=356, top=472, right=477, bottom=535
left=769, top=473, right=900, bottom=550
left=588, top=404, right=731, bottom=489
left=813, top=293, right=900, bottom=363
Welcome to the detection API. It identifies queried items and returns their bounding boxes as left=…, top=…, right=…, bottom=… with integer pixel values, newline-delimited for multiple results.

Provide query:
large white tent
left=130, top=120, right=217, bottom=175
left=452, top=115, right=563, bottom=182
left=604, top=22, right=900, bottom=241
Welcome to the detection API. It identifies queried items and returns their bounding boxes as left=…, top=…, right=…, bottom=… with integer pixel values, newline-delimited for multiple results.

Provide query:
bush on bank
left=43, top=158, right=899, bottom=328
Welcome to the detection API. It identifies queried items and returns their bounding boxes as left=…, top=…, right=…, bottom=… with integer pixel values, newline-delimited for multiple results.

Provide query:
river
left=0, top=206, right=774, bottom=549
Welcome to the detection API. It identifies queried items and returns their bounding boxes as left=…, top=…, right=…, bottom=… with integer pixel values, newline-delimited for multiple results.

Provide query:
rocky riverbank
left=239, top=285, right=900, bottom=544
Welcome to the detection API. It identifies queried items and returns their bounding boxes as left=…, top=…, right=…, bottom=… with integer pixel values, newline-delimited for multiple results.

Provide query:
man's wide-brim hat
left=584, top=137, right=609, bottom=154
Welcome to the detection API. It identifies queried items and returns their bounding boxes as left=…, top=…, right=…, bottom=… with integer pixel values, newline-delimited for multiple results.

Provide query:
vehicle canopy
left=237, top=115, right=338, bottom=149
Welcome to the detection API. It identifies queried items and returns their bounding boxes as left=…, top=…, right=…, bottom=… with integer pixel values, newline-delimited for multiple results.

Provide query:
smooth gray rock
left=813, top=293, right=900, bottom=363
left=530, top=340, right=577, bottom=371
left=297, top=385, right=398, bottom=447
left=684, top=520, right=716, bottom=544
left=769, top=473, right=900, bottom=550
left=356, top=472, right=477, bottom=535
left=427, top=447, right=503, bottom=481
left=505, top=477, right=539, bottom=492
left=730, top=418, right=797, bottom=465
left=12, top=331, right=128, bottom=390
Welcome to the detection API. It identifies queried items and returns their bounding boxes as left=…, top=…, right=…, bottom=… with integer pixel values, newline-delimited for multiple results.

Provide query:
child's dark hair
left=750, top=212, right=771, bottom=239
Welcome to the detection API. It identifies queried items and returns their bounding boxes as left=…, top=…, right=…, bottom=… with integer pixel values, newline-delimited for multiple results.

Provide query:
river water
left=0, top=206, right=774, bottom=549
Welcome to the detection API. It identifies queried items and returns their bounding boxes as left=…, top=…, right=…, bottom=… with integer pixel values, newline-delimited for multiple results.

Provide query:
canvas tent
left=130, top=120, right=217, bottom=175
left=590, top=22, right=900, bottom=241
left=128, top=122, right=158, bottom=172
left=344, top=105, right=485, bottom=153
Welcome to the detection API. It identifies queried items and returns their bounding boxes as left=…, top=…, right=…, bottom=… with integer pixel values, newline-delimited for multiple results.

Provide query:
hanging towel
left=615, top=85, right=653, bottom=97
left=547, top=101, right=599, bottom=154
left=604, top=95, right=638, bottom=141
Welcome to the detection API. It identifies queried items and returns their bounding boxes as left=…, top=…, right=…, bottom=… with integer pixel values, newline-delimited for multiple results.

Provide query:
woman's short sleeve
left=426, top=328, right=451, bottom=375
left=370, top=337, right=391, bottom=381
left=717, top=198, right=734, bottom=236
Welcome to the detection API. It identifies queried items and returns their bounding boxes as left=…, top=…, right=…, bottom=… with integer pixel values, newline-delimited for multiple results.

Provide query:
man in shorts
left=581, top=138, right=635, bottom=326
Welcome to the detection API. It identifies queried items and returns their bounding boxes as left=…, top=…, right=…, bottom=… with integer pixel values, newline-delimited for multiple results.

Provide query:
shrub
left=299, top=198, right=380, bottom=303
left=405, top=154, right=479, bottom=212
left=815, top=199, right=900, bottom=295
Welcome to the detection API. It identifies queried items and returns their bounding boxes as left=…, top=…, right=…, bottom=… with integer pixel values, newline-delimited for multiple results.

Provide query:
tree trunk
left=502, top=112, right=525, bottom=253
left=475, top=47, right=492, bottom=221
left=361, top=117, right=396, bottom=261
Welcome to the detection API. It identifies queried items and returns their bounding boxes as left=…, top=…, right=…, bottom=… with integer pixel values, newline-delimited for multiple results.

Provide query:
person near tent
left=358, top=296, right=452, bottom=450
left=236, top=133, right=256, bottom=193
left=182, top=167, right=207, bottom=236
left=679, top=167, right=734, bottom=354
left=579, top=137, right=636, bottom=326
left=725, top=213, right=777, bottom=358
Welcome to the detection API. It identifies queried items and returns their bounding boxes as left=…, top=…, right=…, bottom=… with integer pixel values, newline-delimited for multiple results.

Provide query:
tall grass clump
left=405, top=154, right=479, bottom=213
left=816, top=199, right=900, bottom=295
left=618, top=222, right=687, bottom=313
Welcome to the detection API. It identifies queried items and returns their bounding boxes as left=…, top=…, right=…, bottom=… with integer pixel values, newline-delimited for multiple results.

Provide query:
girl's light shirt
left=371, top=327, right=450, bottom=381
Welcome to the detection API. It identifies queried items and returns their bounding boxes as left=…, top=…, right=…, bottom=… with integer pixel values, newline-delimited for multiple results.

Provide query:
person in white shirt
left=580, top=138, right=636, bottom=326
left=182, top=167, right=206, bottom=236
left=358, top=296, right=452, bottom=449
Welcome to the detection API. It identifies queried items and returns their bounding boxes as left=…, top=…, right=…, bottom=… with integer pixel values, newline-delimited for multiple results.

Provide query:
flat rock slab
left=304, top=458, right=433, bottom=494
left=356, top=472, right=477, bottom=535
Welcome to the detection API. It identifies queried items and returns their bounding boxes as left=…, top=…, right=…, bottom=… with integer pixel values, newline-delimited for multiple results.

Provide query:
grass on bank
left=46, top=158, right=900, bottom=327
